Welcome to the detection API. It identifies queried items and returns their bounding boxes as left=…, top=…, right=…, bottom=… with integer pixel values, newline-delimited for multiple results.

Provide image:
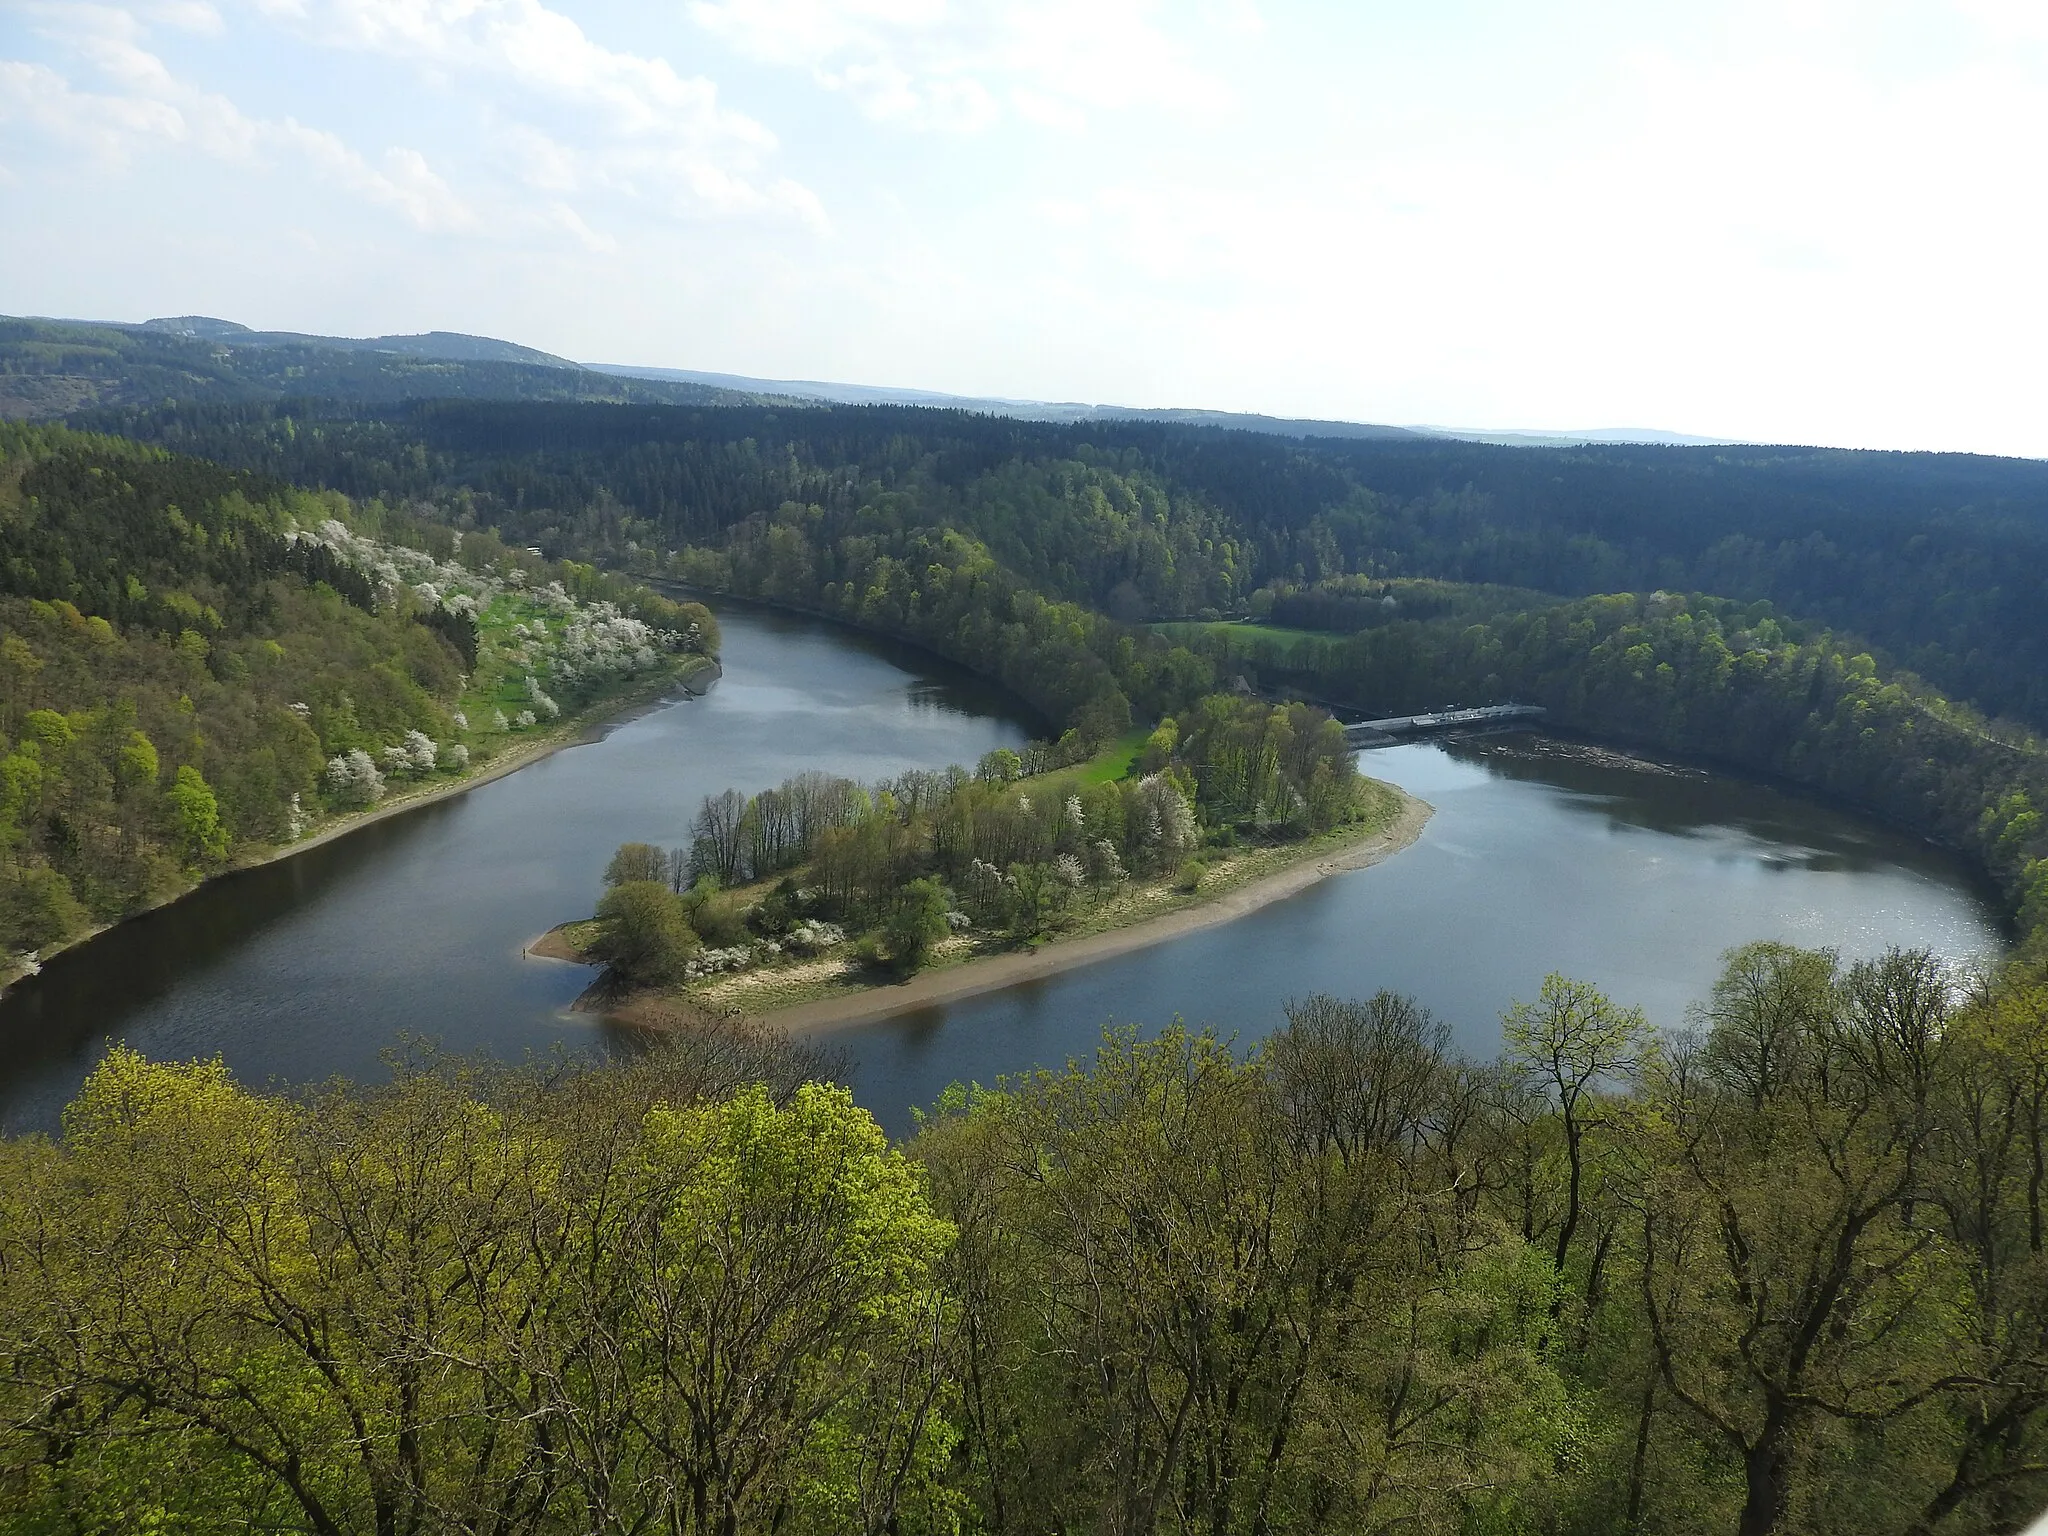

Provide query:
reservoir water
left=0, top=605, right=2008, bottom=1136
left=0, top=607, right=1030, bottom=1133
left=838, top=735, right=2007, bottom=1131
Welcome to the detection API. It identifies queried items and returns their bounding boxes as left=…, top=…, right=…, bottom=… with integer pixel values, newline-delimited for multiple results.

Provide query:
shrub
left=590, top=880, right=699, bottom=986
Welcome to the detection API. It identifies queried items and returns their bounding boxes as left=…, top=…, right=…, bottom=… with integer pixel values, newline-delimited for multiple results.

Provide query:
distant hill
left=139, top=316, right=578, bottom=368
left=591, top=361, right=1426, bottom=440
left=1416, top=424, right=1749, bottom=448
left=0, top=317, right=771, bottom=419
left=7, top=312, right=1734, bottom=446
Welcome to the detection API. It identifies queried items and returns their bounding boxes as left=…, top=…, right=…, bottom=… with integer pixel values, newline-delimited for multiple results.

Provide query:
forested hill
left=81, top=396, right=2048, bottom=730
left=0, top=423, right=712, bottom=969
left=0, top=317, right=774, bottom=421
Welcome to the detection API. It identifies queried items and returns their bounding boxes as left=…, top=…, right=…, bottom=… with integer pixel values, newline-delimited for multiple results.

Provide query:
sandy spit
left=744, top=790, right=1434, bottom=1036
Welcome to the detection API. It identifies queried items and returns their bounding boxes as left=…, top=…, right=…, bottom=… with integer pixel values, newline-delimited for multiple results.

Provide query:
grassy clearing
left=1152, top=621, right=1338, bottom=657
left=1067, top=728, right=1149, bottom=785
left=457, top=592, right=576, bottom=740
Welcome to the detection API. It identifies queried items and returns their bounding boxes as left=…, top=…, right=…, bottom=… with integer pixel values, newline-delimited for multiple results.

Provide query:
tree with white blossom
left=323, top=749, right=385, bottom=808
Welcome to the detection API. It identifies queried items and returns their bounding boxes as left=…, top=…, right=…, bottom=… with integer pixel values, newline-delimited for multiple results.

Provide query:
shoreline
left=596, top=787, right=1433, bottom=1037
left=1, top=657, right=720, bottom=994
left=259, top=657, right=719, bottom=863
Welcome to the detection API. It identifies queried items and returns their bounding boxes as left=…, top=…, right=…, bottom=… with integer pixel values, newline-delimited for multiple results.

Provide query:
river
left=0, top=605, right=2008, bottom=1135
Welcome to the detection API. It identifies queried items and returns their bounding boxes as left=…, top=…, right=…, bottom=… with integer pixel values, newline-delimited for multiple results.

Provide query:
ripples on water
left=0, top=605, right=2008, bottom=1137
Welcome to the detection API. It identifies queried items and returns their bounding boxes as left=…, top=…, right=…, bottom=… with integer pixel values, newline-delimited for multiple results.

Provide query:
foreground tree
left=0, top=1048, right=957, bottom=1535
left=1633, top=949, right=1977, bottom=1536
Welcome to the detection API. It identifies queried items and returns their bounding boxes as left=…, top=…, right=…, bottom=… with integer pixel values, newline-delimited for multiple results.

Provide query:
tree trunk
left=1738, top=1430, right=1794, bottom=1536
left=1624, top=1374, right=1655, bottom=1531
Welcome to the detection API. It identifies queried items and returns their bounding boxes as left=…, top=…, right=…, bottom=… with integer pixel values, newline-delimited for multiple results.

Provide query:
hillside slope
left=0, top=423, right=713, bottom=970
left=81, top=396, right=2048, bottom=731
left=0, top=317, right=773, bottom=420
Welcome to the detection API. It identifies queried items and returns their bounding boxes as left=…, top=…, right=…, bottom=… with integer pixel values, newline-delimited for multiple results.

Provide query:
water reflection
left=834, top=731, right=2007, bottom=1136
left=0, top=612, right=2009, bottom=1146
left=0, top=604, right=1034, bottom=1133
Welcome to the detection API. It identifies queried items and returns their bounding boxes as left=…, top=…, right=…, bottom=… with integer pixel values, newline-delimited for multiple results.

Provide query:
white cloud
left=3, top=0, right=826, bottom=252
left=239, top=0, right=822, bottom=225
left=1, top=3, right=475, bottom=228
left=547, top=200, right=617, bottom=254
left=0, top=57, right=187, bottom=161
left=140, top=0, right=224, bottom=33
left=273, top=0, right=769, bottom=143
left=688, top=0, right=1241, bottom=130
left=1954, top=0, right=2048, bottom=45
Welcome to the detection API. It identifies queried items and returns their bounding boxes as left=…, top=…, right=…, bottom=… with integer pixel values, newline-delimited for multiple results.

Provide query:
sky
left=3, top=0, right=2047, bottom=455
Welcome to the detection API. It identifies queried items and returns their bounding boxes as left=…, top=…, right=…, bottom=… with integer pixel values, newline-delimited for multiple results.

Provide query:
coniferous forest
left=1, top=375, right=2047, bottom=1533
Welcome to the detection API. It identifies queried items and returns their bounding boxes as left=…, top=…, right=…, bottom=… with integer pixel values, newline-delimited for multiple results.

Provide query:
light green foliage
left=602, top=840, right=669, bottom=887
left=166, top=764, right=228, bottom=864
left=0, top=1043, right=958, bottom=1536
left=1136, top=716, right=1177, bottom=774
left=115, top=729, right=159, bottom=788
left=0, top=425, right=709, bottom=961
left=1503, top=973, right=1651, bottom=1278
left=916, top=1017, right=1580, bottom=1534
left=6, top=950, right=2048, bottom=1533
left=975, top=747, right=1022, bottom=784
left=1173, top=694, right=1360, bottom=833
left=642, top=735, right=1228, bottom=958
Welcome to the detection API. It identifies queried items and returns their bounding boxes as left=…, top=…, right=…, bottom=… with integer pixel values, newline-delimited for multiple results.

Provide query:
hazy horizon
left=6, top=1, right=2045, bottom=457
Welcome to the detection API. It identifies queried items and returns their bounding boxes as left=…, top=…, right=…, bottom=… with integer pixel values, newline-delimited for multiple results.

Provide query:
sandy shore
left=594, top=788, right=1434, bottom=1037
left=525, top=926, right=586, bottom=962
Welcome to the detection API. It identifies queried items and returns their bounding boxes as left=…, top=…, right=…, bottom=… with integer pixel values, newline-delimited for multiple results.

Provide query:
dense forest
left=52, top=395, right=2048, bottom=957
left=0, top=424, right=713, bottom=968
left=73, top=397, right=2048, bottom=730
left=3, top=378, right=2047, bottom=1533
left=4, top=949, right=2045, bottom=1535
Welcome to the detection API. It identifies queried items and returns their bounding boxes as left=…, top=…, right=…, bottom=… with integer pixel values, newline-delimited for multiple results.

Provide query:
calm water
left=0, top=607, right=1032, bottom=1133
left=833, top=734, right=2007, bottom=1133
left=0, top=607, right=2008, bottom=1135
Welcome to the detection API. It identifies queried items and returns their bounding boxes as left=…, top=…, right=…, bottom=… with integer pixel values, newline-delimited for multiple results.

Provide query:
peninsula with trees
left=538, top=694, right=1422, bottom=1025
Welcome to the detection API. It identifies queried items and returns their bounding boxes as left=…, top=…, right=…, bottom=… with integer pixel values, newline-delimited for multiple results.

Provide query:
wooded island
left=541, top=695, right=1414, bottom=1021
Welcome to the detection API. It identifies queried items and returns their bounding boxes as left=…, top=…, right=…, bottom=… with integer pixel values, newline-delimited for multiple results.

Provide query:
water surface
left=834, top=733, right=2007, bottom=1133
left=0, top=607, right=1032, bottom=1133
left=0, top=608, right=2007, bottom=1137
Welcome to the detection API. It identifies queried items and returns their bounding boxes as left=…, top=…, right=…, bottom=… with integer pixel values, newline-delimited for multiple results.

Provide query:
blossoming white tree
left=323, top=749, right=385, bottom=807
